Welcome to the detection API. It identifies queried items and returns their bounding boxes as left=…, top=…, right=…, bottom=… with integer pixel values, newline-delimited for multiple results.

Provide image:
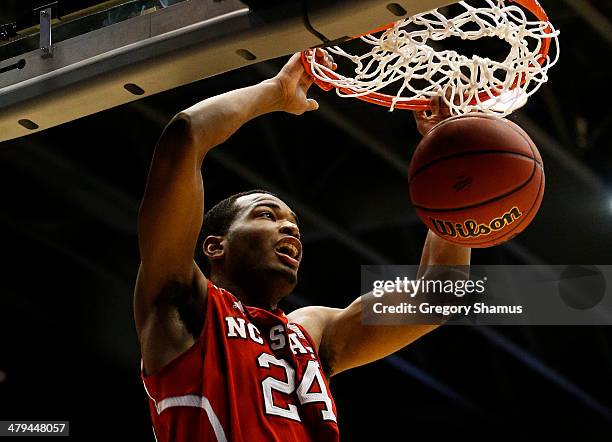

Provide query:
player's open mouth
left=275, top=250, right=299, bottom=268
left=275, top=238, right=301, bottom=269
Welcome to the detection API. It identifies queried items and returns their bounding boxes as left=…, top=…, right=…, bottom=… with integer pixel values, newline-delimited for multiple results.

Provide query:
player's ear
left=203, top=236, right=225, bottom=262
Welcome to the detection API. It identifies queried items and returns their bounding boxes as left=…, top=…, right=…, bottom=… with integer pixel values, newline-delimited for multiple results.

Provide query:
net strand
left=306, top=0, right=560, bottom=115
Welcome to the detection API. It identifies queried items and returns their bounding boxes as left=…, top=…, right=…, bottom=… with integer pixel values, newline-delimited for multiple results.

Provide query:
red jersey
left=141, top=280, right=340, bottom=442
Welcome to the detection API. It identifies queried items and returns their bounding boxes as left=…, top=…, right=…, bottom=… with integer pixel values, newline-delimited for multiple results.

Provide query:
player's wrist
left=257, top=78, right=286, bottom=113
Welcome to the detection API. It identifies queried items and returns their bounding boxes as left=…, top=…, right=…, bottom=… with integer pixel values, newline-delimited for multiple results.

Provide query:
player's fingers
left=414, top=110, right=429, bottom=121
left=306, top=98, right=319, bottom=111
left=429, top=96, right=441, bottom=116
left=439, top=95, right=452, bottom=118
left=282, top=53, right=306, bottom=77
left=316, top=48, right=332, bottom=58
left=315, top=50, right=334, bottom=69
left=440, top=105, right=451, bottom=118
left=289, top=52, right=303, bottom=65
left=440, top=89, right=453, bottom=117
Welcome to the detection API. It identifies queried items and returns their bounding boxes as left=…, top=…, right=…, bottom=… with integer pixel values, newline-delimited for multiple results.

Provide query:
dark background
left=1, top=0, right=612, bottom=440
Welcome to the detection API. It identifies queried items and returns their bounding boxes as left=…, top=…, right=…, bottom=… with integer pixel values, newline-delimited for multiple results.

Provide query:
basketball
left=408, top=114, right=544, bottom=247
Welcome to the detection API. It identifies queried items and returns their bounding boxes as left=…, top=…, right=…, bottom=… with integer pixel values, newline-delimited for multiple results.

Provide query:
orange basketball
left=408, top=114, right=544, bottom=248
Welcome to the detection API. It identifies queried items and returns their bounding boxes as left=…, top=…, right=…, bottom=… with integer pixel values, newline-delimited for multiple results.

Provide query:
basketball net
left=303, top=0, right=559, bottom=116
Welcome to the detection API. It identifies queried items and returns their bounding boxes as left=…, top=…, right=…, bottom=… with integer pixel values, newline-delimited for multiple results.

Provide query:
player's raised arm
left=135, top=50, right=332, bottom=374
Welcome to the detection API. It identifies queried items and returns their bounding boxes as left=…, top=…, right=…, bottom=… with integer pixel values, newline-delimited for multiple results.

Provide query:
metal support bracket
left=39, top=7, right=54, bottom=58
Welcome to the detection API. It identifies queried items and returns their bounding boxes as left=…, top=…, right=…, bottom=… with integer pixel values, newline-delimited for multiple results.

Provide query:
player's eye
left=260, top=210, right=275, bottom=220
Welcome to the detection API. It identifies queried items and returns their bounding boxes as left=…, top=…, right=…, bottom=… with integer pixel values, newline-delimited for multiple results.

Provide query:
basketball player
left=135, top=49, right=470, bottom=441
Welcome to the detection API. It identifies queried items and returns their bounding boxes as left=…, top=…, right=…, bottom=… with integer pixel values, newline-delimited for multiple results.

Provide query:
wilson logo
left=430, top=207, right=522, bottom=238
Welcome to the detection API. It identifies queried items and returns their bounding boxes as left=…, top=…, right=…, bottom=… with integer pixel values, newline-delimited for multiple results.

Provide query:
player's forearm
left=179, top=79, right=283, bottom=160
left=329, top=233, right=470, bottom=374
left=419, top=229, right=471, bottom=267
left=416, top=230, right=471, bottom=326
left=417, top=230, right=471, bottom=303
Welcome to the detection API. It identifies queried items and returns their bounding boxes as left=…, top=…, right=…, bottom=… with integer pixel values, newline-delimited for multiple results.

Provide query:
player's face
left=224, top=194, right=302, bottom=292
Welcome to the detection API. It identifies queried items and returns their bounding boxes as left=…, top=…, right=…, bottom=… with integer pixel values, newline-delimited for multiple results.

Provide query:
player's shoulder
left=287, top=305, right=341, bottom=322
left=287, top=305, right=342, bottom=351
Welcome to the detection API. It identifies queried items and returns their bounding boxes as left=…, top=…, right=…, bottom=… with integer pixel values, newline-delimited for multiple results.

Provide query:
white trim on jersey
left=141, top=360, right=159, bottom=408
left=287, top=323, right=305, bottom=340
left=156, top=394, right=228, bottom=442
left=141, top=360, right=227, bottom=442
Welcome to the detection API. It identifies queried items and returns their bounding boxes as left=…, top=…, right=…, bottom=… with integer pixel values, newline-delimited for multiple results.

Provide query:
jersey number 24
left=257, top=353, right=336, bottom=422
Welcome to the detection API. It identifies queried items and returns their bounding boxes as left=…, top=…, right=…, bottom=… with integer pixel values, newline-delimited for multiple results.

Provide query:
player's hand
left=413, top=96, right=452, bottom=137
left=271, top=49, right=336, bottom=115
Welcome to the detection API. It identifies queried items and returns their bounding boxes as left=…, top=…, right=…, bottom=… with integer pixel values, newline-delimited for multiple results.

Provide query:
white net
left=305, top=0, right=560, bottom=115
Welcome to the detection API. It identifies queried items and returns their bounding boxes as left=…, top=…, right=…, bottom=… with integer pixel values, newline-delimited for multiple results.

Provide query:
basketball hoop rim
left=301, top=0, right=555, bottom=111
